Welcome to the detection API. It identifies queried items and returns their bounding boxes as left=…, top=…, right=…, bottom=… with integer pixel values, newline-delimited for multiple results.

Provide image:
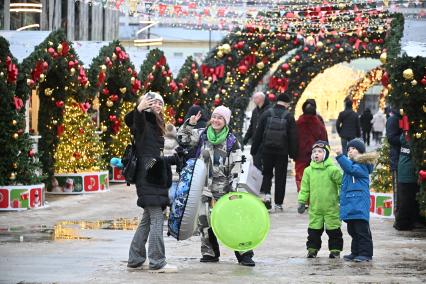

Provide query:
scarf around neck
left=207, top=125, right=229, bottom=145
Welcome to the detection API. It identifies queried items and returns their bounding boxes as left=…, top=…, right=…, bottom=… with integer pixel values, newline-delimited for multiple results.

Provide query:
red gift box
left=84, top=175, right=99, bottom=192
left=0, top=189, right=9, bottom=208
left=113, top=167, right=125, bottom=181
left=383, top=198, right=392, bottom=209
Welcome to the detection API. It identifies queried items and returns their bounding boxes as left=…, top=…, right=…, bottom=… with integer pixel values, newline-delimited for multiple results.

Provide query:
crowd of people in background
left=124, top=90, right=423, bottom=272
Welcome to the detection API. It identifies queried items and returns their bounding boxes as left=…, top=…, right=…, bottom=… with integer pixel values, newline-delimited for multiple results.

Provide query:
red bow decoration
left=78, top=67, right=88, bottom=86
left=14, top=96, right=24, bottom=110
left=156, top=56, right=166, bottom=67
left=201, top=64, right=225, bottom=81
left=61, top=41, right=70, bottom=56
left=97, top=71, right=106, bottom=86
left=399, top=115, right=410, bottom=132
left=132, top=79, right=141, bottom=94
left=79, top=102, right=90, bottom=113
left=240, top=54, right=256, bottom=67
left=268, top=77, right=289, bottom=92
left=7, top=62, right=18, bottom=83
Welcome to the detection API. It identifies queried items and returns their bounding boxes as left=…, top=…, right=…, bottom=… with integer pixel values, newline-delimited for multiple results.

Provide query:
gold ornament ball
left=40, top=74, right=45, bottom=82
left=194, top=73, right=199, bottom=80
left=52, top=120, right=58, bottom=125
left=403, top=68, right=414, bottom=80
left=239, top=86, right=245, bottom=91
left=161, top=66, right=166, bottom=71
left=57, top=43, right=63, bottom=53
left=112, top=53, right=117, bottom=61
left=106, top=100, right=114, bottom=107
left=101, top=125, right=108, bottom=132
left=101, top=65, right=107, bottom=73
left=217, top=50, right=224, bottom=58
left=260, top=42, right=267, bottom=48
left=399, top=109, right=404, bottom=116
left=236, top=31, right=242, bottom=36
left=178, top=90, right=183, bottom=95
left=306, top=36, right=314, bottom=43
left=380, top=53, right=387, bottom=64
left=415, top=133, right=422, bottom=139
left=256, top=62, right=265, bottom=69
left=131, top=77, right=136, bottom=84
left=291, top=58, right=296, bottom=64
left=70, top=68, right=76, bottom=76
left=13, top=133, right=19, bottom=139
left=339, top=48, right=344, bottom=53
left=215, top=94, right=220, bottom=99
left=375, top=46, right=381, bottom=52
left=9, top=172, right=16, bottom=180
left=12, top=120, right=17, bottom=126
left=286, top=70, right=292, bottom=76
left=119, top=87, right=127, bottom=94
left=0, top=72, right=4, bottom=77
left=166, top=76, right=171, bottom=83
left=317, top=41, right=324, bottom=48
left=13, top=163, right=18, bottom=169
left=411, top=80, right=418, bottom=86
left=222, top=44, right=231, bottom=54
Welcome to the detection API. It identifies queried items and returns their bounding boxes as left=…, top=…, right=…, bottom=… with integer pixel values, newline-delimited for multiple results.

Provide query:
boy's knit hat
left=312, top=140, right=330, bottom=161
left=347, top=138, right=366, bottom=154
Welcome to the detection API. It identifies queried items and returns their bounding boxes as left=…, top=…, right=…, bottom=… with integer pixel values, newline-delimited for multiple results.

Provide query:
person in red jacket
left=295, top=100, right=328, bottom=192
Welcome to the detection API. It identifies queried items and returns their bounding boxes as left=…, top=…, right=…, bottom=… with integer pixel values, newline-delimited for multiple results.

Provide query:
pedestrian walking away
left=243, top=91, right=271, bottom=170
left=251, top=93, right=298, bottom=211
left=336, top=99, right=361, bottom=155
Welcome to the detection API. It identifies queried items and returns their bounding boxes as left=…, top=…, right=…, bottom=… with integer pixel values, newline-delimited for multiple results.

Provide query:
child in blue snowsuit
left=336, top=138, right=374, bottom=262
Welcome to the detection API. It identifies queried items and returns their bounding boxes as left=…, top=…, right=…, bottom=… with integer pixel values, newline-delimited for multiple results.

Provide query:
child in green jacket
left=298, top=141, right=343, bottom=258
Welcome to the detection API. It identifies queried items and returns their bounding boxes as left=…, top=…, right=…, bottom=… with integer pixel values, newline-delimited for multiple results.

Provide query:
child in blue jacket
left=336, top=138, right=375, bottom=262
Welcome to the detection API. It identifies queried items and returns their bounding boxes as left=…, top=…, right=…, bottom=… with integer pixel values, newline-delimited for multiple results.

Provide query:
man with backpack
left=251, top=93, right=298, bottom=211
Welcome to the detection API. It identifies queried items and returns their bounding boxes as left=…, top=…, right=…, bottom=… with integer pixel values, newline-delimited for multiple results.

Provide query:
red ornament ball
left=238, top=65, right=248, bottom=74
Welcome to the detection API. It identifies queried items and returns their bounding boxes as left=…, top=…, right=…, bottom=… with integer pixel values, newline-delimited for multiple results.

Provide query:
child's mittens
left=297, top=203, right=306, bottom=214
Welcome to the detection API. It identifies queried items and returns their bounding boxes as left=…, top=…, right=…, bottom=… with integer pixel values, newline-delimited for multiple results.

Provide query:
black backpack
left=121, top=138, right=138, bottom=185
left=263, top=109, right=289, bottom=149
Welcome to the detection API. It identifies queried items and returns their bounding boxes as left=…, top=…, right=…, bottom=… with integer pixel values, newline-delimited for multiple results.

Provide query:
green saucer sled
left=211, top=192, right=270, bottom=251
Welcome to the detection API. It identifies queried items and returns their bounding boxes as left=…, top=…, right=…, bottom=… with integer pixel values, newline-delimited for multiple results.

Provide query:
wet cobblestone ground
left=1, top=171, right=425, bottom=283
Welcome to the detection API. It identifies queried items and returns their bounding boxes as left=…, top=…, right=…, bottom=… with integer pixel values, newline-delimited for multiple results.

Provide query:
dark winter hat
left=347, top=138, right=366, bottom=154
left=277, top=93, right=291, bottom=103
left=302, top=99, right=317, bottom=115
left=312, top=140, right=330, bottom=161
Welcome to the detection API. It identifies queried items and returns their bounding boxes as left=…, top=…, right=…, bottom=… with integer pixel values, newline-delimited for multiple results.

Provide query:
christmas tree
left=54, top=98, right=106, bottom=174
left=0, top=37, right=41, bottom=185
left=139, top=48, right=177, bottom=119
left=174, top=56, right=205, bottom=125
left=88, top=41, right=140, bottom=163
left=371, top=138, right=392, bottom=193
left=16, top=30, right=91, bottom=178
left=108, top=101, right=134, bottom=159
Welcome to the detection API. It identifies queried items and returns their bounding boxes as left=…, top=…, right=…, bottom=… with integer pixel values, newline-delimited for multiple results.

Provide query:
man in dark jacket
left=251, top=93, right=298, bottom=211
left=336, top=99, right=361, bottom=155
left=386, top=107, right=402, bottom=213
left=360, top=108, right=373, bottom=146
left=243, top=92, right=271, bottom=169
